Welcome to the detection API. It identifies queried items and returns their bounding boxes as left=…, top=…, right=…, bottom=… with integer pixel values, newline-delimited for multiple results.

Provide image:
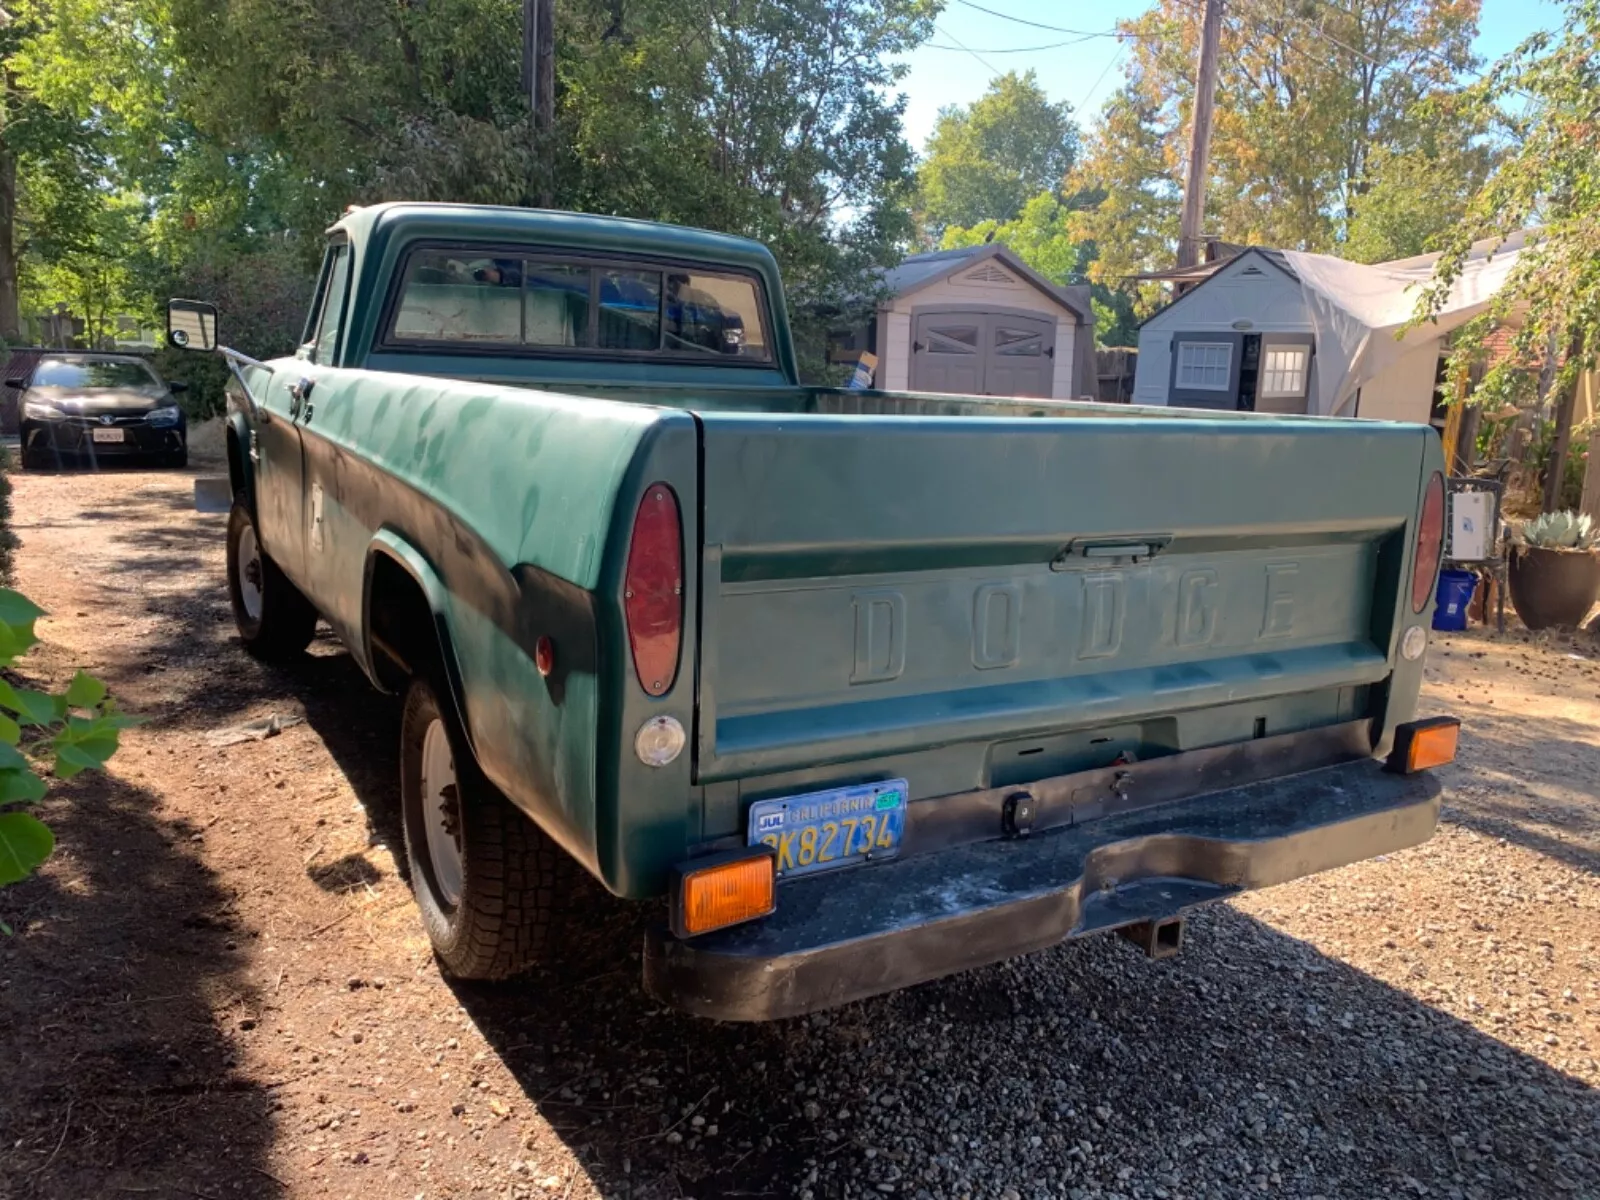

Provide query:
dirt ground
left=1, top=462, right=1597, bottom=1200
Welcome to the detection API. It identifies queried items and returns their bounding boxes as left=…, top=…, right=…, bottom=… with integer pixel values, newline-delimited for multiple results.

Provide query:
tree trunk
left=1544, top=330, right=1585, bottom=513
left=0, top=146, right=20, bottom=344
left=1455, top=403, right=1480, bottom=475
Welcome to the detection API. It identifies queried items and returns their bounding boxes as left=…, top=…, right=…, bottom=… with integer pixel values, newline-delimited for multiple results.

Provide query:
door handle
left=289, top=377, right=314, bottom=420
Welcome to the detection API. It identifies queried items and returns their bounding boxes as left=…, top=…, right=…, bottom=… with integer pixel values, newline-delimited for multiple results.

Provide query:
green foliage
left=917, top=71, right=1080, bottom=236
left=1344, top=136, right=1495, bottom=265
left=1062, top=86, right=1179, bottom=324
left=1417, top=1, right=1600, bottom=490
left=1, top=0, right=936, bottom=382
left=942, top=193, right=1087, bottom=283
left=1527, top=421, right=1591, bottom=512
left=1518, top=509, right=1597, bottom=550
left=0, top=446, right=16, bottom=586
left=0, top=589, right=132, bottom=891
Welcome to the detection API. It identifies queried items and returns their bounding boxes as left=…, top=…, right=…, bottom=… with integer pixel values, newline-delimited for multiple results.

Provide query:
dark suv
left=10, top=353, right=189, bottom=469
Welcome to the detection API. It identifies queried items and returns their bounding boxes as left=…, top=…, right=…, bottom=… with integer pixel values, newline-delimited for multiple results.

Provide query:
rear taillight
left=624, top=483, right=683, bottom=696
left=1411, top=471, right=1445, bottom=613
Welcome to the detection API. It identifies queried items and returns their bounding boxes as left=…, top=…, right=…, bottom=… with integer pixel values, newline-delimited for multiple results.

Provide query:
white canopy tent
left=1281, top=230, right=1530, bottom=416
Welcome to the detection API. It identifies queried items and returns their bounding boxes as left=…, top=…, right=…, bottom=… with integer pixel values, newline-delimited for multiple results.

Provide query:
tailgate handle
left=1053, top=536, right=1172, bottom=569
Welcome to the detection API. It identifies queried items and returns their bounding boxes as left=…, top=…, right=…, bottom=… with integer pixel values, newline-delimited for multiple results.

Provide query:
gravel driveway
left=1, top=463, right=1596, bottom=1200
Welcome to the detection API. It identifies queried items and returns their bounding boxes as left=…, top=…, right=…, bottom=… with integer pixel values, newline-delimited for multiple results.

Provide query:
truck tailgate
left=693, top=412, right=1428, bottom=786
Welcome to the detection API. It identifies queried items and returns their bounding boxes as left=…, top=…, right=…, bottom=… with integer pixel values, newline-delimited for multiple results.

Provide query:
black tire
left=400, top=675, right=570, bottom=980
left=226, top=497, right=317, bottom=658
left=20, top=443, right=50, bottom=471
left=166, top=444, right=189, bottom=469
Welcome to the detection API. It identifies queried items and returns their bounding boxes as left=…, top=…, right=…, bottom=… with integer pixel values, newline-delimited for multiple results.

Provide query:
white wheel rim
left=237, top=523, right=264, bottom=622
left=420, top=717, right=465, bottom=908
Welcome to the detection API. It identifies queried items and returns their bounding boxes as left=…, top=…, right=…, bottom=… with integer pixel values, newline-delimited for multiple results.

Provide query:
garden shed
left=829, top=244, right=1095, bottom=399
left=1131, top=234, right=1526, bottom=422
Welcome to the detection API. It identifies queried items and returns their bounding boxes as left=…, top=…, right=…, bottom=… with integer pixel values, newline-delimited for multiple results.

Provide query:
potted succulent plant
left=1507, top=510, right=1600, bottom=630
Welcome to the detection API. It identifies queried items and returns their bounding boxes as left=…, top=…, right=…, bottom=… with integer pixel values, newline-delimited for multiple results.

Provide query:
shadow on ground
left=0, top=756, right=283, bottom=1197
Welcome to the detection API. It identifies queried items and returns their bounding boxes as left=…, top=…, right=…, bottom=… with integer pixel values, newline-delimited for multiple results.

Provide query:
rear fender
left=362, top=530, right=477, bottom=761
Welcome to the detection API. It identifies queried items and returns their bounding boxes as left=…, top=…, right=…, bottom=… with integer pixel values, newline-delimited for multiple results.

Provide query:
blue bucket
left=1432, top=568, right=1477, bottom=632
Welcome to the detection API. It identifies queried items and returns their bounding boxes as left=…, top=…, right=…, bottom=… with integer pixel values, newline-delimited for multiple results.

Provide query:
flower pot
left=1507, top=544, right=1600, bottom=630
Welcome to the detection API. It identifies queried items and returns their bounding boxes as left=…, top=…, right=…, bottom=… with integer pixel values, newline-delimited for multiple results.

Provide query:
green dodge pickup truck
left=168, top=202, right=1457, bottom=1021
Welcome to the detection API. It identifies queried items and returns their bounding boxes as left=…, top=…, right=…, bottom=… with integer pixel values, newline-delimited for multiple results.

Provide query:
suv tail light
left=1411, top=470, right=1445, bottom=614
left=624, top=483, right=683, bottom=696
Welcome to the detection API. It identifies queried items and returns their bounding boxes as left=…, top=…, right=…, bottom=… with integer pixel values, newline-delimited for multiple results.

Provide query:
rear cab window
left=384, top=247, right=771, bottom=363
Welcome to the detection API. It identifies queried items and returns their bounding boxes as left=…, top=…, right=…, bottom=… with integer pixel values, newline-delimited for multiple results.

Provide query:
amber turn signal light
left=1386, top=716, right=1460, bottom=774
left=669, top=848, right=777, bottom=939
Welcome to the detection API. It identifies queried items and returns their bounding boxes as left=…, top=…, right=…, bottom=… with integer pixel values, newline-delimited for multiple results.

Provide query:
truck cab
left=171, top=202, right=1456, bottom=1021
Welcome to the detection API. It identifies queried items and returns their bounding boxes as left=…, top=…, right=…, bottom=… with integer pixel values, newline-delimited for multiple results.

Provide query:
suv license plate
left=91, top=428, right=125, bottom=443
left=747, top=779, right=907, bottom=880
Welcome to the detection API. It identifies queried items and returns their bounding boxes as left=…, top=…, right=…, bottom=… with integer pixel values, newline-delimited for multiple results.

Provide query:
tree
left=917, top=71, right=1079, bottom=236
left=1064, top=85, right=1180, bottom=322
left=1417, top=0, right=1600, bottom=514
left=1343, top=136, right=1494, bottom=264
left=162, top=0, right=935, bottom=378
left=1067, top=0, right=1484, bottom=302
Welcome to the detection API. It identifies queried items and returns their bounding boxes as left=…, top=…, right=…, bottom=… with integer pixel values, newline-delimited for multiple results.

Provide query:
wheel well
left=367, top=553, right=442, bottom=694
left=226, top=427, right=247, bottom=506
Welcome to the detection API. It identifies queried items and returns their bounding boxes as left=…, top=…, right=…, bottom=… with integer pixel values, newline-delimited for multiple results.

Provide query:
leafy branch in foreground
left=0, top=588, right=134, bottom=902
left=1413, top=1, right=1600, bottom=423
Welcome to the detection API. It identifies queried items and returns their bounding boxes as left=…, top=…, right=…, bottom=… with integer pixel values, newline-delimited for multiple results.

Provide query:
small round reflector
left=1401, top=624, right=1428, bottom=661
left=534, top=635, right=555, bottom=676
left=635, top=715, right=686, bottom=767
left=1411, top=471, right=1446, bottom=614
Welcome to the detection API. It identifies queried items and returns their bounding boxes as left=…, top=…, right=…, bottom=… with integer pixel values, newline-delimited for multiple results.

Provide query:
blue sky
left=894, top=0, right=1565, bottom=152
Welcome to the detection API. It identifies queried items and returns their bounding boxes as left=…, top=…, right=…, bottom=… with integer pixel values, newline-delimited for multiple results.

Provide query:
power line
left=950, top=0, right=1130, bottom=38
left=925, top=32, right=1119, bottom=54
left=1080, top=43, right=1128, bottom=111
left=932, top=23, right=1003, bottom=78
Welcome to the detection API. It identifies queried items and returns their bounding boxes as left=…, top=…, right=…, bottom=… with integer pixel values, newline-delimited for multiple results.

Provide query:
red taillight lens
left=1411, top=470, right=1445, bottom=613
left=624, top=483, right=683, bottom=696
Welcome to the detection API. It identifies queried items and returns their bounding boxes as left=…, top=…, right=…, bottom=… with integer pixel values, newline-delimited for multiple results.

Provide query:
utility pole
left=523, top=0, right=555, bottom=206
left=1176, top=0, right=1223, bottom=270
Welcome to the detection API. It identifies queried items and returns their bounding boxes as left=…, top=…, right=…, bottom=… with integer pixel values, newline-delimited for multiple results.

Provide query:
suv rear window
left=388, top=250, right=770, bottom=362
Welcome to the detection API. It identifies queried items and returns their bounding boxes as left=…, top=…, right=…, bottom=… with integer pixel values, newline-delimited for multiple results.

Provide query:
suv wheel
left=226, top=498, right=317, bottom=658
left=400, top=676, right=570, bottom=980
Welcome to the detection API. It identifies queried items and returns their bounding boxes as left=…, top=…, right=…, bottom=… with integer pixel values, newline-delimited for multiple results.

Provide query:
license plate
left=747, top=779, right=908, bottom=879
left=91, top=428, right=125, bottom=443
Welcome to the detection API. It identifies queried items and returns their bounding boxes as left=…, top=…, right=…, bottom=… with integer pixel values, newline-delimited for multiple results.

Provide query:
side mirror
left=167, top=298, right=218, bottom=352
left=168, top=380, right=189, bottom=394
left=4, top=378, right=25, bottom=389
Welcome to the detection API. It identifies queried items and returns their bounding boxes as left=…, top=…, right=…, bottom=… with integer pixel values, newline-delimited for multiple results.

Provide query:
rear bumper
left=643, top=753, right=1441, bottom=1021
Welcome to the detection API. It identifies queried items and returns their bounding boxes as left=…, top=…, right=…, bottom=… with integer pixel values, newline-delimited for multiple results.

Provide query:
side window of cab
left=303, top=240, right=353, bottom=366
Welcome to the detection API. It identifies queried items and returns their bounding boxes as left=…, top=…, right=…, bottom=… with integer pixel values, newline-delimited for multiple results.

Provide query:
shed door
left=910, top=314, right=983, bottom=394
left=911, top=311, right=1057, bottom=398
left=985, top=315, right=1055, bottom=398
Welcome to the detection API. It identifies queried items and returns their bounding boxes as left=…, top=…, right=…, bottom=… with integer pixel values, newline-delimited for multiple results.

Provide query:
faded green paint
left=221, top=203, right=1445, bottom=902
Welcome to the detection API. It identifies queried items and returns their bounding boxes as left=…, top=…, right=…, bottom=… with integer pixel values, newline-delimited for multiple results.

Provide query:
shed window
left=1260, top=347, right=1310, bottom=398
left=1175, top=341, right=1232, bottom=390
